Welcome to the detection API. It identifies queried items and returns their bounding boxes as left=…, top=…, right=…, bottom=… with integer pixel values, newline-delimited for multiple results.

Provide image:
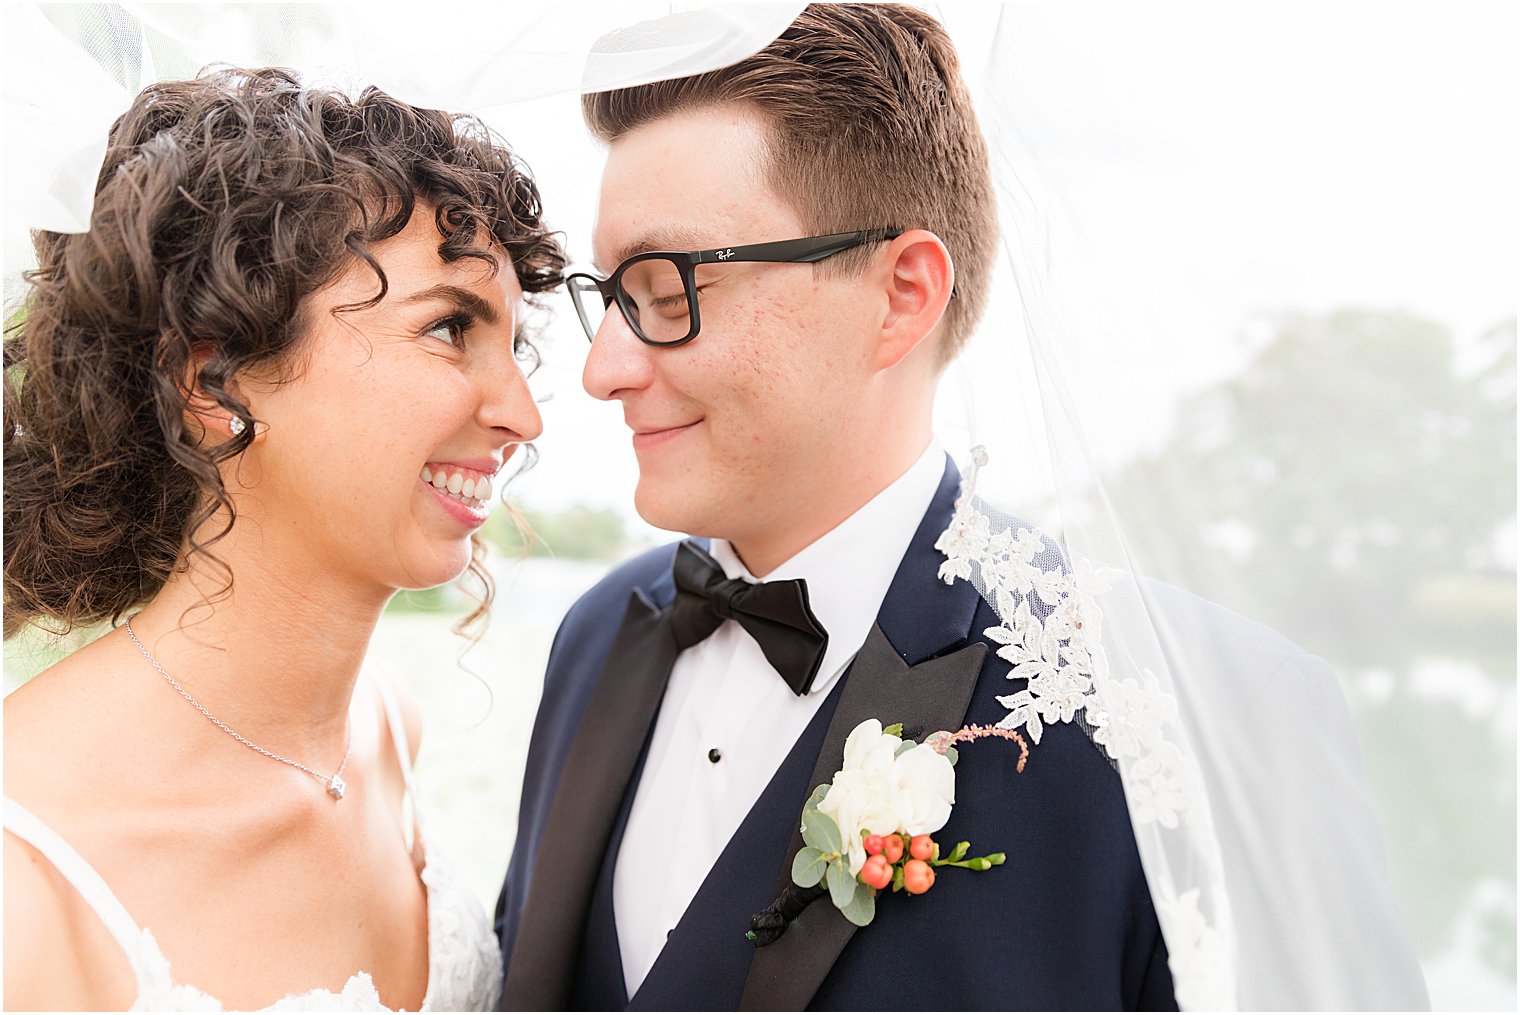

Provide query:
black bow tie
left=669, top=540, right=830, bottom=696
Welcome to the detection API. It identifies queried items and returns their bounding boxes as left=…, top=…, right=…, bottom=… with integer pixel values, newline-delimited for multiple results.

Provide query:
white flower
left=891, top=742, right=955, bottom=837
left=819, top=720, right=900, bottom=873
left=817, top=719, right=956, bottom=873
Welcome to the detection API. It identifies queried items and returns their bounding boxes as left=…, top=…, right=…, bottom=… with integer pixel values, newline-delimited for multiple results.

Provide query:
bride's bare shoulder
left=4, top=632, right=172, bottom=859
left=3, top=828, right=137, bottom=1011
left=4, top=635, right=145, bottom=1008
left=7, top=621, right=166, bottom=725
left=7, top=641, right=112, bottom=768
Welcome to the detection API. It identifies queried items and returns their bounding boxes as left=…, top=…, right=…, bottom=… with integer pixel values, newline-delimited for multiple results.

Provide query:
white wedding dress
left=1, top=678, right=503, bottom=1011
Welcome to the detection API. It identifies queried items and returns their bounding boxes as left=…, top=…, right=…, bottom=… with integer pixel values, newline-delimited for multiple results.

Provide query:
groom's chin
left=632, top=479, right=703, bottom=536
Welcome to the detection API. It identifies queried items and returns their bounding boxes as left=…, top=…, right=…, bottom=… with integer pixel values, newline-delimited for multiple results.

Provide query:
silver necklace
left=124, top=616, right=352, bottom=801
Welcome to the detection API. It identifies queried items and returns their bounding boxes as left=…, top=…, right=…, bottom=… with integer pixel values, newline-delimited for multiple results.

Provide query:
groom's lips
left=631, top=419, right=701, bottom=450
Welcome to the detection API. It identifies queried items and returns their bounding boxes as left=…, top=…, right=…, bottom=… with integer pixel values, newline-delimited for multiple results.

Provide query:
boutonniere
left=749, top=718, right=1023, bottom=944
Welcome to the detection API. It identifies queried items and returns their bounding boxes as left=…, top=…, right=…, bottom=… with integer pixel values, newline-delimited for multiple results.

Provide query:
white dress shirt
left=612, top=441, right=946, bottom=995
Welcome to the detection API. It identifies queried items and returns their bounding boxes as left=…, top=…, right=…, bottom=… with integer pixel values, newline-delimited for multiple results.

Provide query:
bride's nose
left=478, top=354, right=543, bottom=443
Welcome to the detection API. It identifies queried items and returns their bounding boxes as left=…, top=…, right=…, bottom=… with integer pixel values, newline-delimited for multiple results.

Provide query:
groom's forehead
left=591, top=105, right=786, bottom=269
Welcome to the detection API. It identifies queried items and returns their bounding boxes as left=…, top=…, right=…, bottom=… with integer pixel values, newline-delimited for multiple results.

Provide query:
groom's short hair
left=583, top=3, right=996, bottom=364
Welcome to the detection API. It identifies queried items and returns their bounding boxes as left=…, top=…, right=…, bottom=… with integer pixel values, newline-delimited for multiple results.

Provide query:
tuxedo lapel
left=738, top=456, right=987, bottom=1011
left=738, top=626, right=985, bottom=1011
left=503, top=588, right=679, bottom=1011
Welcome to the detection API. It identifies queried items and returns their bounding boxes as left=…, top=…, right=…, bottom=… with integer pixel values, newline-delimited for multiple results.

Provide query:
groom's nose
left=582, top=304, right=656, bottom=402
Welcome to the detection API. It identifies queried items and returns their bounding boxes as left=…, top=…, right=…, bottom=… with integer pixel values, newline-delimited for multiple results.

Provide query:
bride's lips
left=419, top=456, right=503, bottom=529
left=631, top=419, right=701, bottom=450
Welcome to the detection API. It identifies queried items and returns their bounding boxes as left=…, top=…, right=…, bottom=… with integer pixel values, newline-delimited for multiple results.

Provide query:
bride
left=2, top=66, right=562, bottom=1011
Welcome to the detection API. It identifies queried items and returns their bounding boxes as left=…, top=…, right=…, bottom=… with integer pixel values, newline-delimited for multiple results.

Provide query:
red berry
left=883, top=833, right=905, bottom=864
left=860, top=854, right=892, bottom=890
left=909, top=834, right=935, bottom=861
left=862, top=834, right=885, bottom=856
left=903, top=858, right=936, bottom=895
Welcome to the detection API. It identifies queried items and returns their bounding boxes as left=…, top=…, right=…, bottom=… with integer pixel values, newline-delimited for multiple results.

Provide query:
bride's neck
left=128, top=538, right=391, bottom=750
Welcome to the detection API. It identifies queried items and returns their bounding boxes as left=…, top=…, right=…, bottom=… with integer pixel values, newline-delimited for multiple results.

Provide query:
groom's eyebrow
left=600, top=226, right=715, bottom=273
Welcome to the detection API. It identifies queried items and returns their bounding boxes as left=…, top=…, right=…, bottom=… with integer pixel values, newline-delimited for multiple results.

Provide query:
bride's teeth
left=422, top=465, right=497, bottom=506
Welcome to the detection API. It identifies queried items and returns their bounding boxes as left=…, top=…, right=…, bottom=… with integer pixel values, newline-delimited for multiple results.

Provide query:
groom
left=496, top=5, right=1176, bottom=1009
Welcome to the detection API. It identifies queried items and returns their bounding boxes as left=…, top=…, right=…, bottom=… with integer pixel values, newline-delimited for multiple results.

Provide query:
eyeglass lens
left=571, top=256, right=717, bottom=344
left=616, top=258, right=693, bottom=344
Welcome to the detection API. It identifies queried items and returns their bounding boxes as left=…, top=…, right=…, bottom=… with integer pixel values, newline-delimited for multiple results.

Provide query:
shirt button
left=708, top=748, right=722, bottom=764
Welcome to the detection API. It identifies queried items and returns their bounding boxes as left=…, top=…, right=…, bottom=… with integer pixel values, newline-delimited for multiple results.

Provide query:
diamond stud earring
left=228, top=416, right=247, bottom=437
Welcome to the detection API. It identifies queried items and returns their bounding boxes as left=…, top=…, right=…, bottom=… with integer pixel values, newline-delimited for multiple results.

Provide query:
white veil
left=4, top=3, right=1511, bottom=1009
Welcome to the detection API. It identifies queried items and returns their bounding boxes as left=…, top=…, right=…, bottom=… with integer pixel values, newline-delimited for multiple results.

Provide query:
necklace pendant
left=327, top=775, right=346, bottom=800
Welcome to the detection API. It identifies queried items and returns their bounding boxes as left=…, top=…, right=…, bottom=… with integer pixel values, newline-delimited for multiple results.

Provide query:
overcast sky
left=4, top=2, right=1514, bottom=526
left=487, top=2, right=1516, bottom=523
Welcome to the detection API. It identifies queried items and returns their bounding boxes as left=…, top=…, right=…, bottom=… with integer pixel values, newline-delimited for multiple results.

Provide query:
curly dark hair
left=2, top=67, right=565, bottom=639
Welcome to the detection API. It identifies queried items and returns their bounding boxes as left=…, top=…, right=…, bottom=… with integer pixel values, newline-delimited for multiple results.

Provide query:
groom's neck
left=724, top=432, right=931, bottom=579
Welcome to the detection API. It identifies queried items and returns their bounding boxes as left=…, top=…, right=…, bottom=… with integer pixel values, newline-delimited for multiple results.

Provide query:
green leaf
left=892, top=864, right=905, bottom=893
left=987, top=852, right=1006, bottom=865
left=882, top=723, right=904, bottom=738
left=894, top=740, right=918, bottom=757
left=803, top=809, right=843, bottom=855
left=840, top=885, right=877, bottom=927
left=966, top=856, right=991, bottom=871
left=946, top=841, right=970, bottom=864
left=792, top=846, right=827, bottom=888
left=944, top=746, right=959, bottom=766
left=805, top=784, right=830, bottom=811
left=826, top=859, right=857, bottom=909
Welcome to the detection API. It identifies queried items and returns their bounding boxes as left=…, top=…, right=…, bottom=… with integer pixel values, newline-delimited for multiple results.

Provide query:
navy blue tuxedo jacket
left=496, top=459, right=1177, bottom=1010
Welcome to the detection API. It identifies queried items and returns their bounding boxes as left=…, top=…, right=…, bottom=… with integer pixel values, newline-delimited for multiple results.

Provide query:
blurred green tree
left=481, top=503, right=632, bottom=561
left=1112, top=309, right=1516, bottom=979
left=384, top=505, right=634, bottom=616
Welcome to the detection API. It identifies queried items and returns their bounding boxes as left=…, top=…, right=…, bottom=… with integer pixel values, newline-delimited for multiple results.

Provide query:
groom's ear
left=867, top=228, right=955, bottom=371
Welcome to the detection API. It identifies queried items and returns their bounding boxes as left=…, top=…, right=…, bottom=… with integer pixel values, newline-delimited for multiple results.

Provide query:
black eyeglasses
left=565, top=229, right=904, bottom=347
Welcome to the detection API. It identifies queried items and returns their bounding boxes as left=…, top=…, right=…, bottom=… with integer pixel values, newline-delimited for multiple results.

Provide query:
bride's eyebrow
left=399, top=284, right=501, bottom=325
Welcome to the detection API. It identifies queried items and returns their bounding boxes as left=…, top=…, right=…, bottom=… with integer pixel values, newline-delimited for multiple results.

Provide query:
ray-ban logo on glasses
left=716, top=248, right=735, bottom=261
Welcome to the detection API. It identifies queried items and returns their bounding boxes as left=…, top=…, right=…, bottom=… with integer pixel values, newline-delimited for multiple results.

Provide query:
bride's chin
left=392, top=546, right=477, bottom=594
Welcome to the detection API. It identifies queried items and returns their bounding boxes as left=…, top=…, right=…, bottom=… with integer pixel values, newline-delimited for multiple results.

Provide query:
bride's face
left=232, top=208, right=541, bottom=594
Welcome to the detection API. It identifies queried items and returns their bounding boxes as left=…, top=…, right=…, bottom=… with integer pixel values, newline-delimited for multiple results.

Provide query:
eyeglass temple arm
left=691, top=230, right=903, bottom=265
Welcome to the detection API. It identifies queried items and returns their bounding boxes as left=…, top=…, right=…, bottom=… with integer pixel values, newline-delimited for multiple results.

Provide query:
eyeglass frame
left=566, top=228, right=958, bottom=348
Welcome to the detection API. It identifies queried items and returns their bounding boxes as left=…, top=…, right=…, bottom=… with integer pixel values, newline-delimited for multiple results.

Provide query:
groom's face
left=583, top=103, right=882, bottom=548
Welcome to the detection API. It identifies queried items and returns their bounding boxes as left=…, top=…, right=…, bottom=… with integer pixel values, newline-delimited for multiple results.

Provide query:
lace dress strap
left=2, top=797, right=159, bottom=995
left=369, top=670, right=417, bottom=796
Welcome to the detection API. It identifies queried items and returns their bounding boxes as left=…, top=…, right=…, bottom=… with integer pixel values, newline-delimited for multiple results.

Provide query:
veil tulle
left=5, top=3, right=1507, bottom=1008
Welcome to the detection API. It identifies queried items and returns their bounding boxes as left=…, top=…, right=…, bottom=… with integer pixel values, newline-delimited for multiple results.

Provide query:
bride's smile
left=231, top=209, right=543, bottom=596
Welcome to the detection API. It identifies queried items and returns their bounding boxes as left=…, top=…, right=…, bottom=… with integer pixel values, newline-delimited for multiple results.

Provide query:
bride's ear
left=179, top=342, right=264, bottom=448
left=868, top=229, right=956, bottom=371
